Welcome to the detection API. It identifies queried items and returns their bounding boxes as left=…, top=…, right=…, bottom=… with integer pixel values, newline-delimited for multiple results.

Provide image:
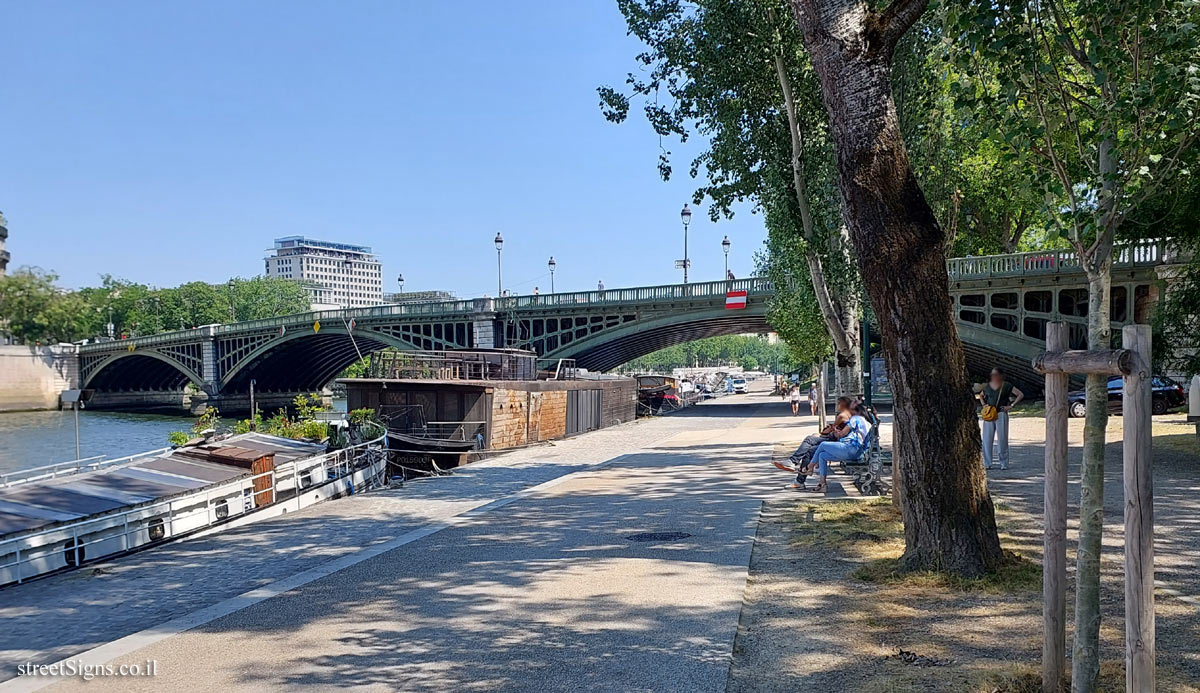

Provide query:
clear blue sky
left=1, top=1, right=765, bottom=297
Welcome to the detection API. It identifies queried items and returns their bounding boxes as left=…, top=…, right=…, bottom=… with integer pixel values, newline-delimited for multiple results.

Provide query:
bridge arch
left=83, top=351, right=205, bottom=392
left=540, top=309, right=771, bottom=372
left=218, top=327, right=421, bottom=394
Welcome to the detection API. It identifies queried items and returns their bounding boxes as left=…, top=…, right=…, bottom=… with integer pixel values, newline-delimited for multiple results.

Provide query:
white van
left=732, top=377, right=747, bottom=393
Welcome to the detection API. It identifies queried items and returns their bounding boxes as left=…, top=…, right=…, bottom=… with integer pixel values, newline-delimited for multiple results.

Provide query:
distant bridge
left=77, top=240, right=1175, bottom=412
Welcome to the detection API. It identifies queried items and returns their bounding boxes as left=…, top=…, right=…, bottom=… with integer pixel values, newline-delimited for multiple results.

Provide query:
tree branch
left=876, top=0, right=928, bottom=50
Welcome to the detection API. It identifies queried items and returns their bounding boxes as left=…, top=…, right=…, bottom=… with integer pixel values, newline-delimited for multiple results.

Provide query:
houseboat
left=0, top=425, right=385, bottom=586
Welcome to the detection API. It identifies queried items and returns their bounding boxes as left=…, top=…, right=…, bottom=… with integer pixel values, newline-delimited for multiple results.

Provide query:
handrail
left=1, top=450, right=173, bottom=489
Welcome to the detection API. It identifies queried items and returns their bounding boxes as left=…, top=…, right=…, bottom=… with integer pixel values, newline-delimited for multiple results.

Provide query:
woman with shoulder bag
left=977, top=368, right=1023, bottom=470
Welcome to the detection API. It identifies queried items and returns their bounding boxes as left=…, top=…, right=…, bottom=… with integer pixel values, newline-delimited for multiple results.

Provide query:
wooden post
left=1123, top=324, right=1155, bottom=691
left=1043, top=322, right=1069, bottom=692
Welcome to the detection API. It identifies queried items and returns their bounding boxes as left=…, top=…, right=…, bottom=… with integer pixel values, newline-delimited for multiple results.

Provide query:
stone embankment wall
left=0, top=344, right=79, bottom=411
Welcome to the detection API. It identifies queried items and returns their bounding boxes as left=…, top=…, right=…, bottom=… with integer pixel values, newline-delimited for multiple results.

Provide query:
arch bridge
left=76, top=240, right=1175, bottom=412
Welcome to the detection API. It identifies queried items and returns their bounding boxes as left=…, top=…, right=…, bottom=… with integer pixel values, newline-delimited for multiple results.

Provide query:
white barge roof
left=0, top=433, right=326, bottom=537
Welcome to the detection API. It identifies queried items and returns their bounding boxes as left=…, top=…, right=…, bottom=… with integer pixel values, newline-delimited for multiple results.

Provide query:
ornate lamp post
left=494, top=232, right=504, bottom=296
left=548, top=256, right=556, bottom=293
left=722, top=235, right=731, bottom=279
left=226, top=280, right=236, bottom=322
left=679, top=204, right=692, bottom=284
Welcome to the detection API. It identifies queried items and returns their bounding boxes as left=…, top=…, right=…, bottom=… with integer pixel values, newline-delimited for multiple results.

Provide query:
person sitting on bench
left=796, top=401, right=872, bottom=493
left=774, top=397, right=852, bottom=482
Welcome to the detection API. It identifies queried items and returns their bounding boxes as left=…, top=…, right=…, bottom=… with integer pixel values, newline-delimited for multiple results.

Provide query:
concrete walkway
left=3, top=391, right=829, bottom=692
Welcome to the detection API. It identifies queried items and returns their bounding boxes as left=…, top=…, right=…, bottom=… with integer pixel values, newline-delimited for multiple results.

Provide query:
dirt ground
left=727, top=412, right=1200, bottom=692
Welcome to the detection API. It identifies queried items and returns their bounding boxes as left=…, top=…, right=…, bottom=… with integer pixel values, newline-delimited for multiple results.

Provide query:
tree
left=600, top=0, right=864, bottom=395
left=785, top=0, right=1004, bottom=576
left=229, top=276, right=311, bottom=322
left=0, top=267, right=89, bottom=344
left=946, top=1, right=1200, bottom=685
left=619, top=335, right=804, bottom=373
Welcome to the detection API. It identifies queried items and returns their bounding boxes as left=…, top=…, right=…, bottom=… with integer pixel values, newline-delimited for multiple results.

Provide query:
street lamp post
left=679, top=204, right=692, bottom=283
left=226, top=280, right=235, bottom=322
left=494, top=233, right=504, bottom=296
left=548, top=256, right=556, bottom=294
left=722, top=236, right=731, bottom=279
left=342, top=259, right=354, bottom=308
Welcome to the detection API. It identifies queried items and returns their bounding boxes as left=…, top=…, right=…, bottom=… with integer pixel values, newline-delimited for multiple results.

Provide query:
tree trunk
left=770, top=31, right=862, bottom=394
left=791, top=0, right=1003, bottom=576
left=1071, top=136, right=1118, bottom=693
left=1071, top=266, right=1111, bottom=692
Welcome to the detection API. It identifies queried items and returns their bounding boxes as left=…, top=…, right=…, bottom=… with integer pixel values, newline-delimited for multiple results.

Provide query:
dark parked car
left=1067, top=375, right=1186, bottom=418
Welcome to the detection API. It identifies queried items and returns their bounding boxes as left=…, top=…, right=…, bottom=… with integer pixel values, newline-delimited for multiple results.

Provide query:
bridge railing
left=946, top=239, right=1166, bottom=280
left=212, top=298, right=485, bottom=336
left=496, top=277, right=774, bottom=310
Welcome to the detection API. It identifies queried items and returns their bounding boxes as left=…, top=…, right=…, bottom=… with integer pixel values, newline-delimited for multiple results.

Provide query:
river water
left=0, top=409, right=194, bottom=478
left=0, top=399, right=350, bottom=477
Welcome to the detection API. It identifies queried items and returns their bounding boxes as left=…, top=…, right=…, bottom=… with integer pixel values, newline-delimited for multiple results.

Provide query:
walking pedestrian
left=597, top=279, right=604, bottom=292
left=976, top=368, right=1024, bottom=470
left=808, top=383, right=820, bottom=416
left=789, top=385, right=801, bottom=415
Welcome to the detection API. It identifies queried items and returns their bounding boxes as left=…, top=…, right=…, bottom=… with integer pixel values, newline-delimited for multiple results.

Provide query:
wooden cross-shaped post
left=1034, top=322, right=1154, bottom=692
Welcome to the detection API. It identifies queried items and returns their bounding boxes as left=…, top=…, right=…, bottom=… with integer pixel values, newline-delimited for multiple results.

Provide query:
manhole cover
left=625, top=532, right=692, bottom=543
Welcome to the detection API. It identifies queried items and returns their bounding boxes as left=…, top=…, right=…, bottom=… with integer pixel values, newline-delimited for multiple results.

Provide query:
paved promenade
left=2, top=389, right=825, bottom=692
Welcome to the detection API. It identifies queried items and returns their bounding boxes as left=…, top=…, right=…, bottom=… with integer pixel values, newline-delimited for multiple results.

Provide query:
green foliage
left=0, top=267, right=91, bottom=344
left=0, top=272, right=311, bottom=344
left=167, top=431, right=191, bottom=447
left=943, top=0, right=1200, bottom=250
left=1155, top=244, right=1200, bottom=377
left=292, top=393, right=324, bottom=420
left=231, top=393, right=331, bottom=441
left=338, top=356, right=372, bottom=379
left=600, top=0, right=854, bottom=358
left=348, top=408, right=380, bottom=426
left=192, top=406, right=222, bottom=434
left=618, top=335, right=804, bottom=374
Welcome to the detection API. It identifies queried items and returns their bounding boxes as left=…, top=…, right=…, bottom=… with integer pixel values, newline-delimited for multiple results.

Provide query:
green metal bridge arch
left=76, top=240, right=1177, bottom=410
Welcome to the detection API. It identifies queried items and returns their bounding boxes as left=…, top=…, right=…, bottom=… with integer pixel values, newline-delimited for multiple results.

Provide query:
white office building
left=264, top=236, right=383, bottom=309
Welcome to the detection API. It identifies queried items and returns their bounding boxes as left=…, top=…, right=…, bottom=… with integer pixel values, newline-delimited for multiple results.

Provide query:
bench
left=838, top=407, right=891, bottom=496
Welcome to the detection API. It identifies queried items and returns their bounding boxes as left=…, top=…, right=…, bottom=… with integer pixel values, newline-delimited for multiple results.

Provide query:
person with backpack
left=976, top=368, right=1024, bottom=470
left=797, top=401, right=872, bottom=493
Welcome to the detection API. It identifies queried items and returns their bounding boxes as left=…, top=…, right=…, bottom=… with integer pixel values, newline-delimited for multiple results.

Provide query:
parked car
left=1067, top=375, right=1186, bottom=418
left=732, top=377, right=748, bottom=393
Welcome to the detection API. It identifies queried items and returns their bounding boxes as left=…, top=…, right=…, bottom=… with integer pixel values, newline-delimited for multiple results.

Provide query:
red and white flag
left=725, top=290, right=747, bottom=310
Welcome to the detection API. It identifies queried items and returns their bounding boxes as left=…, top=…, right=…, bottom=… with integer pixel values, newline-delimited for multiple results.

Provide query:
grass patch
left=1007, top=400, right=1046, bottom=418
left=792, top=498, right=1041, bottom=593
left=859, top=662, right=1042, bottom=693
left=851, top=550, right=1041, bottom=593
left=791, top=498, right=906, bottom=560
